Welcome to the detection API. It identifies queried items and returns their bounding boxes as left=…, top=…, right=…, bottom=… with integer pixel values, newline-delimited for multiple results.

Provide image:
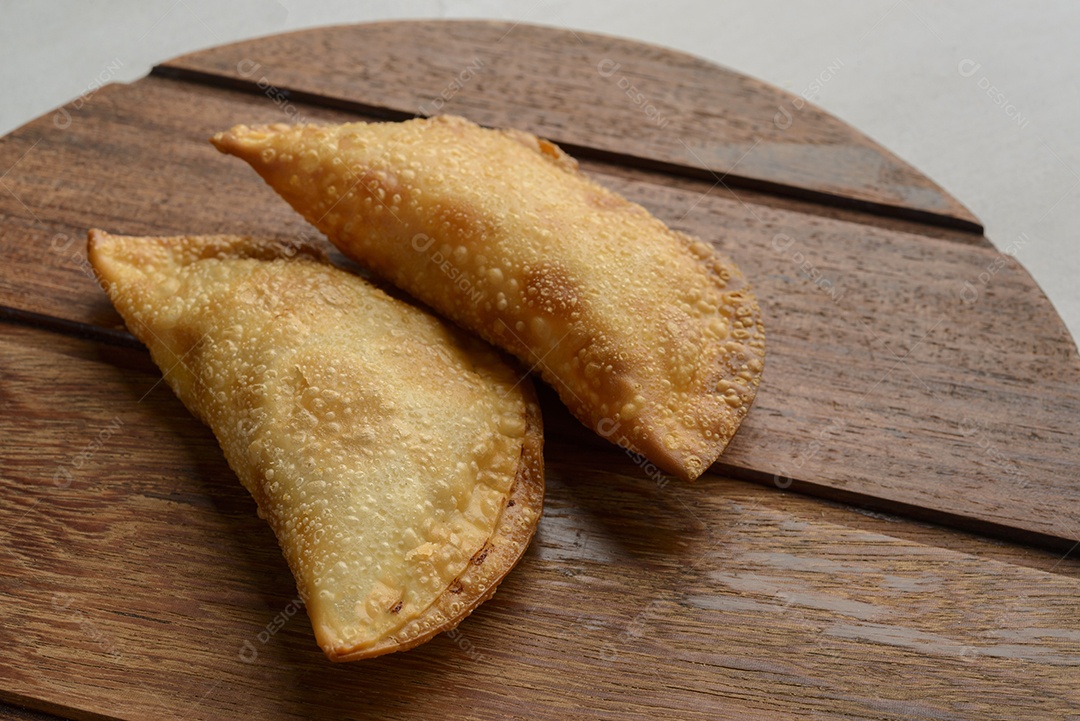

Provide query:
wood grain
left=1, top=323, right=1077, bottom=721
left=0, top=702, right=67, bottom=721
left=0, top=76, right=1075, bottom=544
left=155, top=20, right=983, bottom=232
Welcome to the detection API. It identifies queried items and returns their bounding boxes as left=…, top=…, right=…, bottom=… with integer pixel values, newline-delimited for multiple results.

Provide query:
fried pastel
left=212, top=115, right=764, bottom=481
left=88, top=229, right=543, bottom=661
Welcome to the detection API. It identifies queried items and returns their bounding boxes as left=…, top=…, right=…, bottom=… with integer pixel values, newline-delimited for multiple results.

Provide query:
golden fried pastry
left=87, top=229, right=543, bottom=661
left=212, top=116, right=764, bottom=482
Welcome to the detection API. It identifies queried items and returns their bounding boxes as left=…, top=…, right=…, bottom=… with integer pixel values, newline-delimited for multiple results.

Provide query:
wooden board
left=1, top=324, right=1078, bottom=721
left=157, top=20, right=983, bottom=231
left=1, top=20, right=1079, bottom=721
left=1, top=75, right=1077, bottom=545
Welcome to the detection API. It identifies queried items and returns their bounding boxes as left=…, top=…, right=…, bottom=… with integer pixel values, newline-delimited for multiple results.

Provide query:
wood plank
left=0, top=702, right=69, bottom=721
left=596, top=171, right=1080, bottom=546
left=0, top=80, right=351, bottom=335
left=0, top=77, right=1075, bottom=545
left=596, top=160, right=995, bottom=250
left=155, top=20, right=982, bottom=232
left=1, top=322, right=1077, bottom=721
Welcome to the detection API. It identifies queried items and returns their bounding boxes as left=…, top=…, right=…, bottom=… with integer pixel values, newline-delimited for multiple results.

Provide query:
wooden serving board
left=1, top=21, right=1078, bottom=720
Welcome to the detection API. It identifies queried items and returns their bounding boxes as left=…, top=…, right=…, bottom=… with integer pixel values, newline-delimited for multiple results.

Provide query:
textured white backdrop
left=3, top=1, right=1077, bottom=344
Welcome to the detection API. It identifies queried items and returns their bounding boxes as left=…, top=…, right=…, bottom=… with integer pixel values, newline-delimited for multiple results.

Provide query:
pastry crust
left=88, top=229, right=543, bottom=660
left=212, top=116, right=765, bottom=481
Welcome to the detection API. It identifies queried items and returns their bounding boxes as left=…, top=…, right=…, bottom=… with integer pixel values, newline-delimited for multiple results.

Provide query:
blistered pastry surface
left=213, top=116, right=764, bottom=480
left=88, top=230, right=534, bottom=656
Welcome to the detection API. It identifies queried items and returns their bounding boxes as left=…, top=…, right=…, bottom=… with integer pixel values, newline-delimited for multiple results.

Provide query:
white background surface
left=3, top=1, right=1078, bottom=345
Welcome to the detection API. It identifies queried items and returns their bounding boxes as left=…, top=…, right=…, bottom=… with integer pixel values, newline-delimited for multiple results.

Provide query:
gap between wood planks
left=3, top=304, right=1077, bottom=565
left=0, top=71, right=1069, bottom=555
left=150, top=64, right=986, bottom=236
left=0, top=69, right=1068, bottom=554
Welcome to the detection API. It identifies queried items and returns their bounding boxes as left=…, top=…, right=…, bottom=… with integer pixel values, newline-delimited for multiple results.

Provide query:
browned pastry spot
left=88, top=229, right=544, bottom=661
left=212, top=115, right=764, bottom=481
